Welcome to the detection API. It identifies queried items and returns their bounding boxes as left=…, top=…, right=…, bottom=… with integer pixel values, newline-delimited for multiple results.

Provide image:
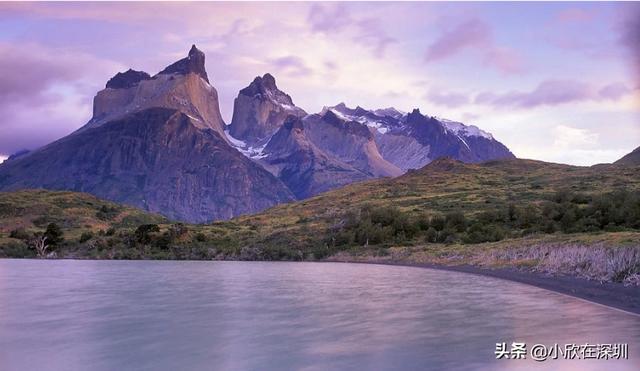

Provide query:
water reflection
left=0, top=260, right=638, bottom=370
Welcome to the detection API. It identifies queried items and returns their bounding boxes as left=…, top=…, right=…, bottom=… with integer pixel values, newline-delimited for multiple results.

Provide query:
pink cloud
left=307, top=4, right=396, bottom=58
left=425, top=18, right=525, bottom=74
left=308, top=4, right=352, bottom=33
left=353, top=19, right=396, bottom=58
left=424, top=19, right=491, bottom=62
left=483, top=47, right=525, bottom=74
left=554, top=8, right=595, bottom=23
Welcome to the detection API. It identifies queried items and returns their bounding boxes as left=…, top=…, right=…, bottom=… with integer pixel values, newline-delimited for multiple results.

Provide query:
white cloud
left=552, top=125, right=599, bottom=149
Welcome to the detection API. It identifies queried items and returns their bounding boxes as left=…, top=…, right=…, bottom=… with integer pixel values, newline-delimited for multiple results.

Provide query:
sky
left=0, top=2, right=638, bottom=166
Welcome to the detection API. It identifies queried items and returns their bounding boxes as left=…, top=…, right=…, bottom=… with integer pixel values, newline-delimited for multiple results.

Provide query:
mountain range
left=0, top=45, right=515, bottom=222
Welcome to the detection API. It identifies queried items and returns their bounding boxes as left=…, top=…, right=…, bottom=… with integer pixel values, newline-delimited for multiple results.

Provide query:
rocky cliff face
left=304, top=110, right=402, bottom=177
left=227, top=73, right=306, bottom=147
left=0, top=46, right=294, bottom=222
left=259, top=116, right=369, bottom=198
left=85, top=45, right=227, bottom=138
left=0, top=108, right=294, bottom=222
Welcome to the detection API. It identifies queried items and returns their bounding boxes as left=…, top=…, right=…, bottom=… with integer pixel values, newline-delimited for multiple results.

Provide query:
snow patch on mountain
left=321, top=106, right=391, bottom=134
left=373, top=107, right=405, bottom=119
left=224, top=129, right=269, bottom=159
left=438, top=118, right=493, bottom=140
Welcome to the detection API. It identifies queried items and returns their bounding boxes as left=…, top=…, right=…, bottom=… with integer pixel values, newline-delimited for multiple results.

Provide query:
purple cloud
left=617, top=4, right=640, bottom=78
left=308, top=4, right=352, bottom=33
left=598, top=82, right=631, bottom=100
left=425, top=19, right=491, bottom=62
left=425, top=18, right=524, bottom=74
left=475, top=79, right=632, bottom=109
left=0, top=42, right=121, bottom=156
left=353, top=19, right=396, bottom=58
left=270, top=56, right=312, bottom=77
left=307, top=4, right=396, bottom=57
left=426, top=89, right=470, bottom=108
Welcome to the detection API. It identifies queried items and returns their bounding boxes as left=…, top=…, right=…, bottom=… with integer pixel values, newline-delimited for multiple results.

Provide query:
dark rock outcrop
left=105, top=69, right=151, bottom=89
left=158, top=44, right=209, bottom=83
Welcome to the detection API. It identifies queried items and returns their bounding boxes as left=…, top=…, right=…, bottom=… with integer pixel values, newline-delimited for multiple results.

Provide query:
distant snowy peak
left=437, top=118, right=494, bottom=140
left=320, top=103, right=401, bottom=135
left=320, top=103, right=496, bottom=141
left=373, top=107, right=406, bottom=119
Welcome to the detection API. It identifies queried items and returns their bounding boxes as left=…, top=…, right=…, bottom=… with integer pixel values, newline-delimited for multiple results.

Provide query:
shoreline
left=325, top=259, right=640, bottom=316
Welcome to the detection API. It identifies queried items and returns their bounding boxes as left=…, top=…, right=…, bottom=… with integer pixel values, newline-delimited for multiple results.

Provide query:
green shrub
left=134, top=224, right=160, bottom=245
left=0, top=241, right=35, bottom=258
left=79, top=231, right=94, bottom=243
left=9, top=228, right=30, bottom=240
left=96, top=205, right=120, bottom=221
left=44, top=223, right=64, bottom=247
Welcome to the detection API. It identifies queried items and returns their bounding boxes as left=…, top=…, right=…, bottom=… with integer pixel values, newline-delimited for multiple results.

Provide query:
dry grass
left=476, top=243, right=640, bottom=286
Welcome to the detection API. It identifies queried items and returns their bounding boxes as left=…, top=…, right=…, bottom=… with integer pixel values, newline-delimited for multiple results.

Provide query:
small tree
left=30, top=235, right=49, bottom=258
left=135, top=224, right=160, bottom=245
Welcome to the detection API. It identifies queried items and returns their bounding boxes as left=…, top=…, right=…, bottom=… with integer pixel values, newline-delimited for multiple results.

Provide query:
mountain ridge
left=0, top=45, right=517, bottom=222
left=615, top=146, right=640, bottom=166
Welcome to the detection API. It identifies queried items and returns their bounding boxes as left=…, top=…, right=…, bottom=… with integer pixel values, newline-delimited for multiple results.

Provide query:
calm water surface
left=0, top=260, right=638, bottom=371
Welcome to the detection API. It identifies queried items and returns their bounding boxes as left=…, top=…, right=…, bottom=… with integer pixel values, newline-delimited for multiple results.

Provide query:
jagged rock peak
left=240, top=73, right=281, bottom=97
left=373, top=107, right=405, bottom=119
left=158, top=44, right=209, bottom=83
left=409, top=108, right=422, bottom=117
left=106, top=69, right=151, bottom=89
left=321, top=109, right=344, bottom=126
left=334, top=102, right=347, bottom=110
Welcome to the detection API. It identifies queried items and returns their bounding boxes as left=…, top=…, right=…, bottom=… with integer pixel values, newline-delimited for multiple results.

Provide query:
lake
left=0, top=260, right=638, bottom=370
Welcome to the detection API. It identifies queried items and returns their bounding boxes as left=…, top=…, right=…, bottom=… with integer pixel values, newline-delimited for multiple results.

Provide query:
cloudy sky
left=0, top=2, right=638, bottom=165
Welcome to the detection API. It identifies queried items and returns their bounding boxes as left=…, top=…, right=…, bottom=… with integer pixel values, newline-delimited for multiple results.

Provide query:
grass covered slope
left=233, top=158, right=640, bottom=247
left=615, top=146, right=640, bottom=166
left=0, top=190, right=166, bottom=257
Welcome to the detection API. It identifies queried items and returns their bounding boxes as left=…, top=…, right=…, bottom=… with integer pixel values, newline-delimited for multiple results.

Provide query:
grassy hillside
left=1, top=159, right=639, bottom=284
left=0, top=190, right=166, bottom=257
left=220, top=159, right=640, bottom=252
